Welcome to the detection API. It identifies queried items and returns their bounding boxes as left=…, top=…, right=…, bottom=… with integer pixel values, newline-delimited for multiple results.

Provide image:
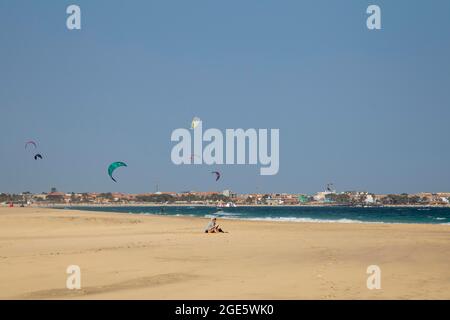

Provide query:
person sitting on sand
left=204, top=217, right=226, bottom=233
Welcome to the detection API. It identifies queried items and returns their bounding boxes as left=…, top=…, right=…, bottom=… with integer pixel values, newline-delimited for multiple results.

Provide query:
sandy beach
left=0, top=206, right=449, bottom=299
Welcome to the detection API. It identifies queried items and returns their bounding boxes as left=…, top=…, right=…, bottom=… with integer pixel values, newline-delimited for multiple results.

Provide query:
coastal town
left=2, top=187, right=450, bottom=207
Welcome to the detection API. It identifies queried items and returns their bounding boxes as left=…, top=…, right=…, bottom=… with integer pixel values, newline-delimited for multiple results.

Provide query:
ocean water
left=65, top=206, right=450, bottom=225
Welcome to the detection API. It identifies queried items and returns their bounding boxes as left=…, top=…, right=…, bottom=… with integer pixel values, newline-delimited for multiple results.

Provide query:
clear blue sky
left=1, top=0, right=449, bottom=194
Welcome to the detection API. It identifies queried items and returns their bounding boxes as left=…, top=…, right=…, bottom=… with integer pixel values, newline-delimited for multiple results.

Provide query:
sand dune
left=0, top=207, right=449, bottom=299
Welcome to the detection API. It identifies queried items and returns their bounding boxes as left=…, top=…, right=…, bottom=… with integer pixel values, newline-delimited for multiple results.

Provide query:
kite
left=34, top=154, right=43, bottom=160
left=25, top=141, right=37, bottom=149
left=211, top=171, right=221, bottom=181
left=108, top=162, right=127, bottom=182
left=191, top=117, right=201, bottom=129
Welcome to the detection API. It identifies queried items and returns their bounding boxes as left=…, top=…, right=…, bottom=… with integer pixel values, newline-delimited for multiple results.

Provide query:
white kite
left=191, top=117, right=201, bottom=129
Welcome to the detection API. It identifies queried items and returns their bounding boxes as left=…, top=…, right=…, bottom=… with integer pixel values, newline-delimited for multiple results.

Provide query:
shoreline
left=58, top=208, right=450, bottom=227
left=23, top=206, right=450, bottom=228
left=44, top=204, right=450, bottom=227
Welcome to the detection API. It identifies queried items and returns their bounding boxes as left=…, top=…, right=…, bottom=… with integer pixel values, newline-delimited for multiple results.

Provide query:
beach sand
left=0, top=207, right=449, bottom=299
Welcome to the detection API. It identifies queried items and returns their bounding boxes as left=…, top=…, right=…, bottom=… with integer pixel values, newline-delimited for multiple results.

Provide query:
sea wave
left=205, top=213, right=241, bottom=219
left=214, top=211, right=241, bottom=216
left=219, top=216, right=380, bottom=224
left=174, top=213, right=196, bottom=217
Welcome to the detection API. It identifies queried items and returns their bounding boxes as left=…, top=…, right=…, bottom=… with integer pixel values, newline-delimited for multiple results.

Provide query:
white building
left=222, top=190, right=237, bottom=198
left=365, top=194, right=375, bottom=204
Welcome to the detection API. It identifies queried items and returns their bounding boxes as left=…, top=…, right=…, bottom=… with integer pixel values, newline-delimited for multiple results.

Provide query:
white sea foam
left=246, top=217, right=372, bottom=224
left=174, top=213, right=196, bottom=217
left=208, top=216, right=383, bottom=224
left=214, top=211, right=240, bottom=216
left=205, top=213, right=240, bottom=219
